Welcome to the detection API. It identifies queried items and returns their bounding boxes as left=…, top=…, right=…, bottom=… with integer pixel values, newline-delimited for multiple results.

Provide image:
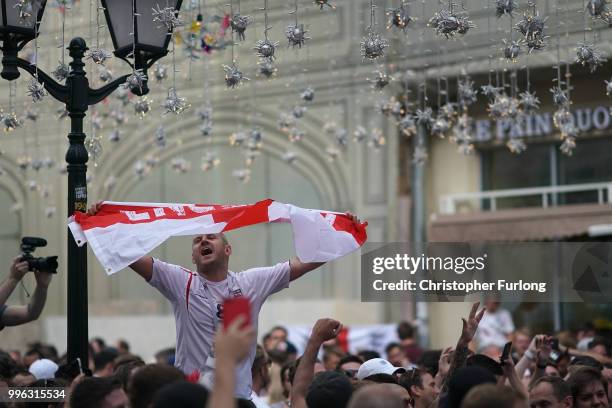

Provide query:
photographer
left=0, top=257, right=52, bottom=329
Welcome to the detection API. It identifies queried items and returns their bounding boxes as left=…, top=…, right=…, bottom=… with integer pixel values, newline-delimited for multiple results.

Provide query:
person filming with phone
left=0, top=240, right=55, bottom=330
left=86, top=202, right=362, bottom=402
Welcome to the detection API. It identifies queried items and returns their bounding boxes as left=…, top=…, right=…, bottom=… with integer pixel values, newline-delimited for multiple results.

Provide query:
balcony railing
left=439, top=182, right=612, bottom=215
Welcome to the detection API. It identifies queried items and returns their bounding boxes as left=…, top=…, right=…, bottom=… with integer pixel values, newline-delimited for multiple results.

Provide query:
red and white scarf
left=68, top=199, right=368, bottom=275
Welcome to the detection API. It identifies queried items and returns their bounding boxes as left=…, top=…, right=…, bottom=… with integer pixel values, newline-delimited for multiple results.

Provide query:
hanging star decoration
left=496, top=0, right=516, bottom=18
left=200, top=121, right=213, bottom=137
left=52, top=62, right=70, bottom=81
left=386, top=4, right=412, bottom=32
left=431, top=114, right=451, bottom=138
left=334, top=128, right=348, bottom=146
left=292, top=105, right=307, bottom=119
left=1, top=111, right=22, bottom=132
left=86, top=47, right=112, bottom=65
left=229, top=131, right=248, bottom=147
left=415, top=108, right=434, bottom=128
left=230, top=14, right=254, bottom=41
left=519, top=91, right=540, bottom=113
left=17, top=155, right=31, bottom=170
left=502, top=39, right=522, bottom=62
left=153, top=63, right=168, bottom=83
left=369, top=70, right=392, bottom=90
left=112, top=110, right=128, bottom=125
left=258, top=59, right=277, bottom=78
left=586, top=0, right=609, bottom=19
left=108, top=129, right=121, bottom=143
left=134, top=97, right=152, bottom=118
left=428, top=4, right=475, bottom=38
left=223, top=63, right=249, bottom=88
left=301, top=87, right=315, bottom=102
left=201, top=152, right=221, bottom=171
left=288, top=127, right=305, bottom=142
left=458, top=78, right=478, bottom=107
left=124, top=69, right=148, bottom=93
left=278, top=114, right=296, bottom=132
left=85, top=136, right=103, bottom=162
left=162, top=87, right=189, bottom=114
left=115, top=87, right=131, bottom=106
left=440, top=102, right=458, bottom=120
left=480, top=84, right=503, bottom=100
left=550, top=86, right=568, bottom=107
left=314, top=0, right=336, bottom=10
left=253, top=39, right=279, bottom=60
left=380, top=98, right=404, bottom=119
left=412, top=146, right=428, bottom=165
left=451, top=113, right=474, bottom=154
left=368, top=129, right=386, bottom=150
left=25, top=107, right=39, bottom=122
left=515, top=11, right=547, bottom=52
left=286, top=24, right=310, bottom=48
left=325, top=146, right=340, bottom=161
left=152, top=4, right=183, bottom=30
left=360, top=29, right=389, bottom=60
left=282, top=151, right=297, bottom=164
left=354, top=126, right=367, bottom=142
left=171, top=157, right=192, bottom=174
left=507, top=137, right=527, bottom=154
left=155, top=126, right=166, bottom=148
left=232, top=168, right=251, bottom=183
left=27, top=78, right=47, bottom=102
left=575, top=42, right=606, bottom=73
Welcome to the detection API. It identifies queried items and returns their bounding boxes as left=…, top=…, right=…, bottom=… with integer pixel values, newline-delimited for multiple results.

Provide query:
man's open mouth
left=202, top=247, right=213, bottom=256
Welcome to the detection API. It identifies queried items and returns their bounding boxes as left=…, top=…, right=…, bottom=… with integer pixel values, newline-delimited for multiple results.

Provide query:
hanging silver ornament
left=151, top=5, right=183, bottom=30
left=488, top=93, right=509, bottom=119
left=458, top=78, right=478, bottom=107
left=201, top=152, right=221, bottom=171
left=87, top=47, right=112, bottom=65
left=412, top=146, right=428, bottom=165
left=301, top=87, right=315, bottom=102
left=108, top=129, right=121, bottom=142
left=505, top=96, right=521, bottom=119
left=171, top=157, right=192, bottom=174
left=292, top=105, right=307, bottom=119
left=232, top=168, right=251, bottom=183
left=325, top=146, right=340, bottom=161
left=229, top=131, right=248, bottom=146
left=52, top=62, right=70, bottom=81
left=286, top=24, right=310, bottom=48
left=282, top=151, right=297, bottom=164
left=134, top=96, right=153, bottom=118
left=230, top=14, right=253, bottom=41
left=200, top=121, right=213, bottom=137
left=248, top=128, right=263, bottom=146
left=134, top=160, right=148, bottom=179
left=17, top=155, right=31, bottom=170
left=27, top=78, right=46, bottom=102
left=43, top=157, right=55, bottom=168
left=354, top=125, right=367, bottom=142
left=368, top=129, right=386, bottom=150
left=124, top=69, right=148, bottom=93
left=431, top=115, right=451, bottom=138
left=253, top=39, right=279, bottom=60
left=495, top=0, right=516, bottom=18
left=85, top=136, right=103, bottom=161
left=586, top=0, right=608, bottom=17
left=162, top=87, right=189, bottom=114
left=516, top=12, right=546, bottom=39
left=115, top=86, right=131, bottom=106
left=575, top=43, right=606, bottom=73
left=244, top=149, right=260, bottom=166
left=503, top=39, right=522, bottom=62
left=25, top=107, right=39, bottom=121
left=386, top=4, right=412, bottom=31
left=519, top=91, right=540, bottom=113
left=560, top=136, right=576, bottom=156
left=429, top=8, right=475, bottom=38
left=525, top=36, right=546, bottom=52
left=550, top=86, right=568, bottom=107
left=288, top=127, right=305, bottom=142
left=415, top=108, right=434, bottom=128
left=480, top=84, right=503, bottom=99
left=153, top=63, right=168, bottom=83
left=314, top=0, right=336, bottom=10
left=360, top=30, right=389, bottom=60
left=145, top=155, right=159, bottom=169
left=369, top=70, right=392, bottom=90
left=440, top=103, right=458, bottom=121
left=258, top=59, right=277, bottom=78
left=553, top=106, right=572, bottom=129
left=155, top=126, right=166, bottom=148
left=223, top=63, right=249, bottom=88
left=99, top=66, right=113, bottom=83
left=196, top=106, right=212, bottom=121
left=1, top=112, right=22, bottom=132
left=91, top=114, right=103, bottom=130
left=380, top=98, right=404, bottom=119
left=39, top=185, right=50, bottom=198
left=278, top=113, right=296, bottom=132
left=605, top=78, right=612, bottom=96
left=334, top=128, right=348, bottom=146
left=111, top=109, right=128, bottom=126
left=507, top=137, right=527, bottom=154
left=31, top=159, right=43, bottom=171
left=398, top=115, right=417, bottom=137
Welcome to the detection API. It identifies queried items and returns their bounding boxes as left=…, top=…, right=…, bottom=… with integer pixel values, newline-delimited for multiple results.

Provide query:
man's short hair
left=362, top=373, right=398, bottom=384
left=70, top=376, right=123, bottom=408
left=270, top=325, right=288, bottom=336
left=336, top=355, right=364, bottom=370
left=529, top=376, right=571, bottom=401
left=566, top=367, right=607, bottom=400
left=347, top=384, right=403, bottom=408
left=128, top=364, right=185, bottom=408
left=306, top=371, right=353, bottom=408
left=93, top=348, right=119, bottom=371
left=385, top=342, right=402, bottom=355
left=357, top=350, right=380, bottom=362
left=399, top=368, right=425, bottom=395
left=252, top=344, right=269, bottom=377
left=397, top=322, right=415, bottom=340
left=461, top=384, right=526, bottom=408
left=113, top=355, right=145, bottom=390
left=0, top=351, right=17, bottom=380
left=152, top=381, right=208, bottom=408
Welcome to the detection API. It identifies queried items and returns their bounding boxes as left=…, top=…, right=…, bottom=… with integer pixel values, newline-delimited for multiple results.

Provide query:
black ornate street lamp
left=0, top=0, right=182, bottom=365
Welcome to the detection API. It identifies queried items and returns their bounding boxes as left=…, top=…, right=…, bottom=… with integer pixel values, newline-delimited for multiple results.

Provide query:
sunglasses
left=343, top=369, right=358, bottom=378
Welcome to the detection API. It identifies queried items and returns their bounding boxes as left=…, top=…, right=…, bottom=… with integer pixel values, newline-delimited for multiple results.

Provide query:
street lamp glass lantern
left=101, top=0, right=182, bottom=71
left=0, top=0, right=47, bottom=50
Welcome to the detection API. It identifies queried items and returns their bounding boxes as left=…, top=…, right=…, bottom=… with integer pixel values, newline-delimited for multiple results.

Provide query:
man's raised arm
left=87, top=202, right=153, bottom=281
left=288, top=212, right=362, bottom=282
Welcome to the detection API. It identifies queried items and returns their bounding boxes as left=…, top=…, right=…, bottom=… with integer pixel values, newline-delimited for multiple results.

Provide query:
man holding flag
left=77, top=200, right=366, bottom=400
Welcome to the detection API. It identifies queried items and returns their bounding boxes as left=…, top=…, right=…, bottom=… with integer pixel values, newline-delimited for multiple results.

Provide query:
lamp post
left=0, top=0, right=182, bottom=365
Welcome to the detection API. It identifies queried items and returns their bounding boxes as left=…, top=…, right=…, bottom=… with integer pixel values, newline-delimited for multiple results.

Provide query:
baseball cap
left=356, top=358, right=406, bottom=381
left=29, top=358, right=59, bottom=380
left=306, top=371, right=353, bottom=408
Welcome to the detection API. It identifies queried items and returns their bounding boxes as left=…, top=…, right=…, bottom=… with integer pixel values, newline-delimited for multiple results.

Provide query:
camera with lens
left=20, top=237, right=58, bottom=274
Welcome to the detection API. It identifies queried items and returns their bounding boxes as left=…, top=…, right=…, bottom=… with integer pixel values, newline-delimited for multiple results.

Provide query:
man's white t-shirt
left=148, top=258, right=291, bottom=399
left=475, top=308, right=515, bottom=348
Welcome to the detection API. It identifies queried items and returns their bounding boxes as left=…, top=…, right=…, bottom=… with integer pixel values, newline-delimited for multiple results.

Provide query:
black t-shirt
left=0, top=304, right=6, bottom=330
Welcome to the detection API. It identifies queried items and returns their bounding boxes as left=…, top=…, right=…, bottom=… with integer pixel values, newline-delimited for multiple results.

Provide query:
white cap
left=356, top=358, right=405, bottom=381
left=29, top=359, right=59, bottom=380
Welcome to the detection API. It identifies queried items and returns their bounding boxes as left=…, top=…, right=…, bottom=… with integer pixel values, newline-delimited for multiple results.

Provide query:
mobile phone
left=500, top=341, right=513, bottom=363
left=550, top=338, right=559, bottom=351
left=222, top=297, right=251, bottom=330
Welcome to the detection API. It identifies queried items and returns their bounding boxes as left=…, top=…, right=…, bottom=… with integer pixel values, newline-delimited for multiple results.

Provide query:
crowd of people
left=0, top=299, right=610, bottom=408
